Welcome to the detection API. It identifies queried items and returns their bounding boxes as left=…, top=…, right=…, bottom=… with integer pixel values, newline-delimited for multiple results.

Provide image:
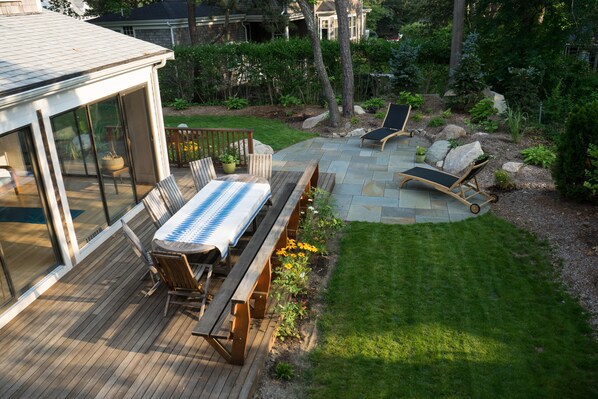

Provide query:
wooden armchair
left=142, top=188, right=171, bottom=228
left=190, top=157, right=217, bottom=192
left=157, top=175, right=186, bottom=214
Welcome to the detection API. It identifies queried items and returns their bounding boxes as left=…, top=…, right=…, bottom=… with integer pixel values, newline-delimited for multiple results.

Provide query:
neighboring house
left=0, top=0, right=173, bottom=328
left=88, top=0, right=368, bottom=47
left=40, top=0, right=89, bottom=18
left=88, top=1, right=247, bottom=47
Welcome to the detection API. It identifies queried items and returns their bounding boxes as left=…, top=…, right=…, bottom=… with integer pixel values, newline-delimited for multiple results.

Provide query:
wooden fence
left=165, top=127, right=254, bottom=168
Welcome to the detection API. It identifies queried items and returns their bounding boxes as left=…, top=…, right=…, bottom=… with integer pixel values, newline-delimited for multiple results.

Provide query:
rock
left=302, top=112, right=329, bottom=129
left=472, top=132, right=490, bottom=138
left=503, top=162, right=524, bottom=173
left=411, top=128, right=426, bottom=136
left=426, top=140, right=451, bottom=163
left=232, top=138, right=273, bottom=155
left=443, top=141, right=484, bottom=175
left=177, top=123, right=188, bottom=128
left=337, top=105, right=366, bottom=115
left=347, top=128, right=366, bottom=137
left=437, top=124, right=466, bottom=140
left=436, top=160, right=444, bottom=168
left=354, top=105, right=366, bottom=115
left=483, top=88, right=507, bottom=114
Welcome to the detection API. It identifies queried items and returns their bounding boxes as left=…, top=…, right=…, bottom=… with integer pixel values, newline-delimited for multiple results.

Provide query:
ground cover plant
left=163, top=115, right=315, bottom=151
left=307, top=216, right=598, bottom=398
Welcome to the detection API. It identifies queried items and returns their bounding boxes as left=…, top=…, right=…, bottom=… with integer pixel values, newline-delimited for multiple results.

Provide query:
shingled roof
left=0, top=11, right=172, bottom=98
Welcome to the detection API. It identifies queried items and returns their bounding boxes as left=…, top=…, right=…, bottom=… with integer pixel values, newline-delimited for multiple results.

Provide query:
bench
left=192, top=161, right=319, bottom=365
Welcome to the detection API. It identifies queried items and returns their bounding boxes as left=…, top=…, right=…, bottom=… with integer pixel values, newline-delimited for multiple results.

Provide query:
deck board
left=0, top=169, right=334, bottom=399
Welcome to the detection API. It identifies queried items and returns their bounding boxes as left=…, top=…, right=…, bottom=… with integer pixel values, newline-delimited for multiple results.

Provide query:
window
left=349, top=16, right=357, bottom=39
left=123, top=26, right=134, bottom=37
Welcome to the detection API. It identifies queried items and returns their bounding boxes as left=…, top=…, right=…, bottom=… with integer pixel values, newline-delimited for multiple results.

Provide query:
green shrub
left=503, top=106, right=526, bottom=143
left=397, top=91, right=424, bottom=109
left=504, top=66, right=541, bottom=116
left=362, top=97, right=386, bottom=113
left=280, top=95, right=302, bottom=107
left=521, top=145, right=556, bottom=168
left=554, top=101, right=598, bottom=202
left=428, top=117, right=445, bottom=127
left=351, top=116, right=359, bottom=125
left=411, top=113, right=423, bottom=122
left=172, top=98, right=191, bottom=110
left=374, top=111, right=386, bottom=119
left=478, top=119, right=499, bottom=133
left=275, top=362, right=295, bottom=380
left=389, top=40, right=422, bottom=93
left=584, top=144, right=598, bottom=195
left=416, top=146, right=427, bottom=156
left=441, top=109, right=452, bottom=118
left=224, top=96, right=249, bottom=110
left=494, top=170, right=516, bottom=190
left=470, top=98, right=497, bottom=123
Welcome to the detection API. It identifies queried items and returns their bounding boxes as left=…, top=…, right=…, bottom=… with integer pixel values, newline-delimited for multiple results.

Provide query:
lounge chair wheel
left=470, top=203, right=481, bottom=214
left=490, top=194, right=499, bottom=203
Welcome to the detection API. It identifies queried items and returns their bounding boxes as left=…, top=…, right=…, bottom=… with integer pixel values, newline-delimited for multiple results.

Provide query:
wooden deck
left=0, top=169, right=335, bottom=399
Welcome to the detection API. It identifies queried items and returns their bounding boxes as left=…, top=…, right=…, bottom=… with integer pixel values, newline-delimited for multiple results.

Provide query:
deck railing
left=165, top=127, right=254, bottom=168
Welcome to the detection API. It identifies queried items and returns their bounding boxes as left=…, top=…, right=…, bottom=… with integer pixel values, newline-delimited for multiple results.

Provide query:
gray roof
left=0, top=11, right=172, bottom=98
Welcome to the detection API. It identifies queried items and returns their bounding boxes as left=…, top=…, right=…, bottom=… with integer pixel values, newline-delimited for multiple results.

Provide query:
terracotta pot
left=222, top=162, right=236, bottom=174
left=101, top=156, right=125, bottom=171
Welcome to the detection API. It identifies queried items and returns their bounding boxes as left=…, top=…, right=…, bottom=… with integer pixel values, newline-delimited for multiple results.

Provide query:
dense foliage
left=159, top=39, right=403, bottom=105
left=554, top=101, right=598, bottom=203
left=448, top=33, right=485, bottom=110
left=389, top=40, right=422, bottom=93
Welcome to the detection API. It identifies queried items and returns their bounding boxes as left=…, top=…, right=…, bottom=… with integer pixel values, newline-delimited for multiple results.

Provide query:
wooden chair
left=142, top=188, right=171, bottom=228
left=190, top=157, right=217, bottom=192
left=150, top=251, right=213, bottom=318
left=397, top=158, right=498, bottom=214
left=157, top=175, right=186, bottom=214
left=121, top=220, right=160, bottom=296
left=248, top=154, right=272, bottom=181
left=360, top=104, right=412, bottom=152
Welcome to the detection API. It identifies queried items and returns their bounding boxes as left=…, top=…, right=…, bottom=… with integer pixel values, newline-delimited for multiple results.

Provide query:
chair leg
left=164, top=294, right=171, bottom=317
left=199, top=265, right=213, bottom=318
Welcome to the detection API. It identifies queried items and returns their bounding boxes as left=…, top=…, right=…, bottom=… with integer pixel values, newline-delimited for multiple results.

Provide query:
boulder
left=483, top=88, right=507, bottom=114
left=232, top=138, right=273, bottom=155
left=177, top=123, right=188, bottom=128
left=337, top=105, right=367, bottom=115
left=426, top=140, right=451, bottom=163
left=443, top=141, right=484, bottom=175
left=347, top=128, right=366, bottom=137
left=302, top=112, right=329, bottom=129
left=436, top=160, right=444, bottom=168
left=502, top=162, right=524, bottom=173
left=437, top=124, right=466, bottom=140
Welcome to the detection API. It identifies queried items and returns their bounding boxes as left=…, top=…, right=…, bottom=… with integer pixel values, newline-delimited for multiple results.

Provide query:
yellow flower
left=290, top=253, right=297, bottom=258
left=284, top=263, right=293, bottom=269
left=298, top=252, right=305, bottom=257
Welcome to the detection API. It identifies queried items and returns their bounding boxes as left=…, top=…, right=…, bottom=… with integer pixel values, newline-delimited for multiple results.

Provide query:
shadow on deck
left=0, top=168, right=335, bottom=399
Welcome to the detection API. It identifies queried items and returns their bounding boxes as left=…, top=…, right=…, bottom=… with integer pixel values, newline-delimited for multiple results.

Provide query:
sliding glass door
left=0, top=127, right=60, bottom=304
left=50, top=87, right=158, bottom=248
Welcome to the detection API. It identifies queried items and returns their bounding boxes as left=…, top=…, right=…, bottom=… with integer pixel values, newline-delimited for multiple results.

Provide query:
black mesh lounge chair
left=360, top=104, right=412, bottom=151
left=397, top=159, right=498, bottom=214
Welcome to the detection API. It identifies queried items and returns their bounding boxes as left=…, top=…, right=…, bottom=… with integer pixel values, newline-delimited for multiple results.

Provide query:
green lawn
left=308, top=215, right=598, bottom=398
left=163, top=115, right=315, bottom=152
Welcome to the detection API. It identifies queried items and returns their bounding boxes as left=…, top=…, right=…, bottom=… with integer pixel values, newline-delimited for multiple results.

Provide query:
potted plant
left=415, top=146, right=427, bottom=163
left=101, top=135, right=125, bottom=171
left=219, top=150, right=238, bottom=174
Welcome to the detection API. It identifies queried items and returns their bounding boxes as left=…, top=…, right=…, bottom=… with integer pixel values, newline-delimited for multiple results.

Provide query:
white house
left=0, top=0, right=173, bottom=328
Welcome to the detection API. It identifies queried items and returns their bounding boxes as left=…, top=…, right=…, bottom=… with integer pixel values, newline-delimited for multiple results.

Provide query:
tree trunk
left=187, top=0, right=197, bottom=45
left=449, top=0, right=466, bottom=78
left=335, top=0, right=355, bottom=117
left=297, top=0, right=341, bottom=127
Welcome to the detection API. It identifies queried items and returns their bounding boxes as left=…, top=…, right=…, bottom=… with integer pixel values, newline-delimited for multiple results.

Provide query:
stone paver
left=274, top=136, right=491, bottom=223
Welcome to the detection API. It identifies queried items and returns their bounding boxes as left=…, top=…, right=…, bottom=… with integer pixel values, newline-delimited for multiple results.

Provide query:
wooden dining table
left=152, top=174, right=271, bottom=267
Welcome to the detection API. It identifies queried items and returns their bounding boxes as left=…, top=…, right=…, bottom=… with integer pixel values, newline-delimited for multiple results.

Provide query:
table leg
left=112, top=175, right=119, bottom=194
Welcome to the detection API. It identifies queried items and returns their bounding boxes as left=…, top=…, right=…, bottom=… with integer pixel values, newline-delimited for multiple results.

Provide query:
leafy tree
left=44, top=0, right=78, bottom=17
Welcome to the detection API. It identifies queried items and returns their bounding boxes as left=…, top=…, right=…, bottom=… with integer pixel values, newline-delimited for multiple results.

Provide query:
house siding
left=133, top=22, right=245, bottom=47
left=0, top=0, right=39, bottom=15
